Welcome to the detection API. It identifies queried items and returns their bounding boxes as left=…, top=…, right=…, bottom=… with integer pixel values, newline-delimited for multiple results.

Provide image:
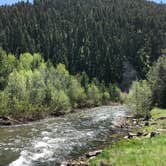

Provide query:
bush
left=86, top=83, right=103, bottom=106
left=68, top=78, right=86, bottom=108
left=0, top=91, right=8, bottom=116
left=4, top=71, right=28, bottom=114
left=102, top=91, right=110, bottom=104
left=51, top=90, right=71, bottom=114
left=0, top=52, right=17, bottom=90
left=108, top=83, right=121, bottom=102
left=127, top=80, right=152, bottom=118
left=147, top=56, right=166, bottom=108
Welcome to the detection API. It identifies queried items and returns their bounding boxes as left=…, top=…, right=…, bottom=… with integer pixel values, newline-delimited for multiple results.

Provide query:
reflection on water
left=0, top=106, right=128, bottom=166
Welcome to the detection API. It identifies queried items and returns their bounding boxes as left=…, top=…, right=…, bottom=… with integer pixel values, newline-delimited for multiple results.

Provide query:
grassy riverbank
left=89, top=108, right=166, bottom=166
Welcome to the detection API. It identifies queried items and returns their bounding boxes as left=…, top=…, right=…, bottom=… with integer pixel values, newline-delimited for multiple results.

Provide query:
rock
left=157, top=129, right=166, bottom=133
left=86, top=150, right=102, bottom=157
left=144, top=121, right=149, bottom=126
left=126, top=116, right=134, bottom=119
left=128, top=132, right=137, bottom=138
left=157, top=117, right=166, bottom=120
left=150, top=131, right=160, bottom=138
left=143, top=115, right=150, bottom=121
left=124, top=135, right=129, bottom=140
left=133, top=121, right=137, bottom=125
left=61, top=161, right=69, bottom=166
left=0, top=118, right=12, bottom=126
left=0, top=116, right=11, bottom=126
left=79, top=161, right=88, bottom=166
left=137, top=132, right=143, bottom=136
left=87, top=156, right=96, bottom=163
left=142, top=132, right=149, bottom=136
left=151, top=122, right=157, bottom=125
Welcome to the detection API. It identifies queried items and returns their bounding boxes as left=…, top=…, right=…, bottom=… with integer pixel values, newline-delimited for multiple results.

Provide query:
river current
left=0, top=106, right=128, bottom=166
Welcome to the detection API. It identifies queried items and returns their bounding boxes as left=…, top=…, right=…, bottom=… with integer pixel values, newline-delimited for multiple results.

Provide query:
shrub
left=51, top=89, right=71, bottom=114
left=0, top=91, right=8, bottom=116
left=102, top=91, right=110, bottom=104
left=108, top=83, right=121, bottom=102
left=4, top=71, right=28, bottom=115
left=68, top=78, right=86, bottom=108
left=127, top=80, right=152, bottom=118
left=19, top=53, right=33, bottom=70
left=0, top=53, right=17, bottom=90
left=86, top=83, right=103, bottom=106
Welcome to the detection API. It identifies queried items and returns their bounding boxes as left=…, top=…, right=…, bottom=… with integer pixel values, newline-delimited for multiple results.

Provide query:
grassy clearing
left=89, top=108, right=166, bottom=166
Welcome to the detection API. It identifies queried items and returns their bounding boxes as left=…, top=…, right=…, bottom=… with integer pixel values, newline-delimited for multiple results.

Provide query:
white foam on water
left=34, top=141, right=49, bottom=149
left=9, top=151, right=32, bottom=166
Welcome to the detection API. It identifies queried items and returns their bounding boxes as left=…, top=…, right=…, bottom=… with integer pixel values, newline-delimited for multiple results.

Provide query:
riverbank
left=64, top=108, right=166, bottom=166
left=0, top=103, right=121, bottom=126
left=89, top=108, right=166, bottom=166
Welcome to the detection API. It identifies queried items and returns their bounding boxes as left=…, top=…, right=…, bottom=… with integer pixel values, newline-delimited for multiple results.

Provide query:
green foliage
left=19, top=53, right=33, bottom=70
left=86, top=83, right=103, bottom=106
left=108, top=83, right=121, bottom=102
left=0, top=91, right=8, bottom=116
left=0, top=52, right=116, bottom=119
left=127, top=80, right=152, bottom=117
left=147, top=56, right=166, bottom=108
left=50, top=89, right=71, bottom=115
left=0, top=0, right=165, bottom=83
left=102, top=91, right=110, bottom=104
left=68, top=78, right=86, bottom=108
left=4, top=70, right=28, bottom=115
left=0, top=51, right=17, bottom=90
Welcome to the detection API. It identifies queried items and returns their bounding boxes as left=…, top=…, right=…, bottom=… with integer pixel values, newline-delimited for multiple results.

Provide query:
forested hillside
left=0, top=0, right=166, bottom=84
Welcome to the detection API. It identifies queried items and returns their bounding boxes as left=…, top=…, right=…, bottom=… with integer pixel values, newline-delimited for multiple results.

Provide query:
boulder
left=150, top=131, right=160, bottom=138
left=157, top=129, right=166, bottom=133
left=144, top=121, right=149, bottom=126
left=61, top=161, right=70, bottom=166
left=87, top=156, right=96, bottom=163
left=157, top=117, right=166, bottom=120
left=142, top=132, right=149, bottom=136
left=86, top=150, right=102, bottom=157
left=128, top=132, right=137, bottom=138
left=137, top=132, right=143, bottom=136
left=0, top=116, right=12, bottom=126
left=124, top=135, right=129, bottom=140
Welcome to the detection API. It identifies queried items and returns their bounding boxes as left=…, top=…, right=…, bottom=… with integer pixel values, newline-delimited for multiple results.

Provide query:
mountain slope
left=0, top=0, right=166, bottom=83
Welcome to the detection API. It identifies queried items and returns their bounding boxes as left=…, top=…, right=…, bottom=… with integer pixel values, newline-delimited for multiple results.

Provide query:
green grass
left=143, top=108, right=166, bottom=132
left=89, top=108, right=166, bottom=166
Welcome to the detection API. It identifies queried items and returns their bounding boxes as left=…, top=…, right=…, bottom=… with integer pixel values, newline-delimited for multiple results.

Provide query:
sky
left=0, top=0, right=33, bottom=5
left=0, top=0, right=165, bottom=5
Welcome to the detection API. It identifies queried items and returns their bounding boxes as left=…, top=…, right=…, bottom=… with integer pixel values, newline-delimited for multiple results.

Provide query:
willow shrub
left=127, top=80, right=152, bottom=118
left=108, top=83, right=121, bottom=102
left=86, top=83, right=103, bottom=106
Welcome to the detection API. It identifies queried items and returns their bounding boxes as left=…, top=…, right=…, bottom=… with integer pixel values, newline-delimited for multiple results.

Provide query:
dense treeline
left=0, top=49, right=121, bottom=120
left=0, top=0, right=166, bottom=85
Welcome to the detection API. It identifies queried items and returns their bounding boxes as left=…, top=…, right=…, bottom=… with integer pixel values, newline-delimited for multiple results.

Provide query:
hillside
left=0, top=0, right=166, bottom=84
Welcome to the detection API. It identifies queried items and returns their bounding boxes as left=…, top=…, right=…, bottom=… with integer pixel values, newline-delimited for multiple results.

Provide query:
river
left=0, top=106, right=128, bottom=166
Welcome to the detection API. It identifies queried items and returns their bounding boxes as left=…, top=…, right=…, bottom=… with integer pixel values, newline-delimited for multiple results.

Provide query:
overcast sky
left=0, top=0, right=165, bottom=6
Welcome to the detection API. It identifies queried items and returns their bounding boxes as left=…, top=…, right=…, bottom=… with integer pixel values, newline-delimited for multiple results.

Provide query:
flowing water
left=0, top=106, right=128, bottom=166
